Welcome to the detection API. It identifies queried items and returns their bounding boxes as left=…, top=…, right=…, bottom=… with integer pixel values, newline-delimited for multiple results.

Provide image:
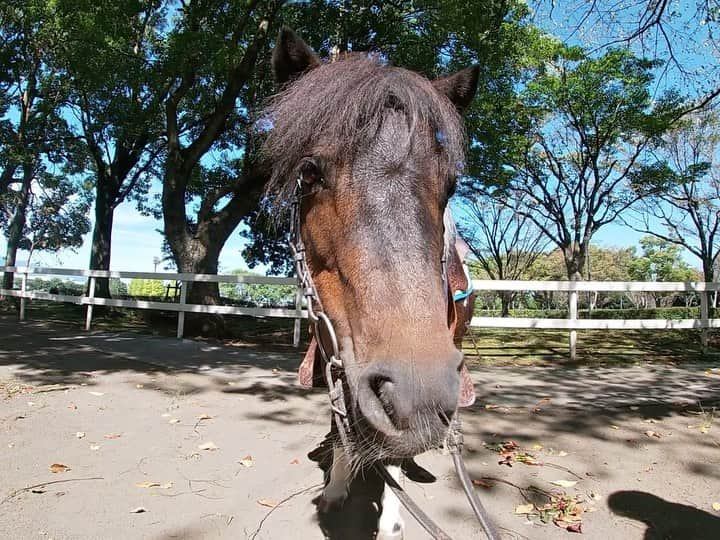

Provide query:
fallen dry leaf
left=136, top=481, right=161, bottom=488
left=472, top=479, right=494, bottom=488
left=136, top=384, right=144, bottom=389
left=88, top=391, right=105, bottom=397
left=564, top=522, right=582, bottom=533
left=238, top=455, right=254, bottom=468
left=515, top=503, right=534, bottom=514
left=90, top=444, right=100, bottom=451
left=257, top=498, right=278, bottom=508
left=610, top=425, right=619, bottom=430
left=700, top=426, right=710, bottom=434
left=644, top=430, right=662, bottom=439
left=289, top=458, right=300, bottom=465
left=198, top=441, right=219, bottom=451
left=75, top=432, right=86, bottom=439
left=558, top=451, right=569, bottom=457
left=129, top=507, right=147, bottom=513
left=49, top=463, right=70, bottom=473
left=197, top=413, right=212, bottom=420
left=104, top=433, right=122, bottom=439
left=590, top=492, right=602, bottom=501
left=551, top=480, right=578, bottom=488
left=169, top=418, right=180, bottom=424
left=532, top=443, right=543, bottom=451
left=712, top=502, right=720, bottom=512
left=537, top=397, right=552, bottom=404
left=484, top=404, right=499, bottom=410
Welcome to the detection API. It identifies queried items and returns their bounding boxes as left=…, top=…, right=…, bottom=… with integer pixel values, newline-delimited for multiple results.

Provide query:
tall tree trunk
left=88, top=182, right=115, bottom=298
left=500, top=291, right=512, bottom=317
left=702, top=259, right=714, bottom=318
left=0, top=161, right=19, bottom=195
left=2, top=164, right=33, bottom=290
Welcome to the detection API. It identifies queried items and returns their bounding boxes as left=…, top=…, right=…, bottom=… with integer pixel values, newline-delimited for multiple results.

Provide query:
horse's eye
left=298, top=157, right=324, bottom=186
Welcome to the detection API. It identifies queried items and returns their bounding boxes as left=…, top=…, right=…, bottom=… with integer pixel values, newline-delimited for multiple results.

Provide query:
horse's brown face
left=267, top=28, right=478, bottom=461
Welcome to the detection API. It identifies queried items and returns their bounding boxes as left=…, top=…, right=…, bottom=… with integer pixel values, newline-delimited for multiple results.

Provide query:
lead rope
left=291, top=180, right=500, bottom=540
left=447, top=417, right=502, bottom=540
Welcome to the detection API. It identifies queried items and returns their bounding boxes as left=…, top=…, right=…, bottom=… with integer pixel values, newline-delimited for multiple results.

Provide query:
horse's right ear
left=272, top=27, right=320, bottom=85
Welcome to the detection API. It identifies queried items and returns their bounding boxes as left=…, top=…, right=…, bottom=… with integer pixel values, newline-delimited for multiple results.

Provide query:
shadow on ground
left=608, top=490, right=720, bottom=539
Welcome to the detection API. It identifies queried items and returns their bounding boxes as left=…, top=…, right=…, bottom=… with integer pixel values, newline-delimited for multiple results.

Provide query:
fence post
left=85, top=276, right=96, bottom=331
left=569, top=289, right=578, bottom=361
left=293, top=283, right=302, bottom=348
left=177, top=280, right=187, bottom=339
left=700, top=290, right=709, bottom=350
left=19, top=272, right=27, bottom=322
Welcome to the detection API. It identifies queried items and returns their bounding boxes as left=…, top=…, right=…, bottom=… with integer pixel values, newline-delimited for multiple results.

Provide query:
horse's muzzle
left=355, top=352, right=463, bottom=455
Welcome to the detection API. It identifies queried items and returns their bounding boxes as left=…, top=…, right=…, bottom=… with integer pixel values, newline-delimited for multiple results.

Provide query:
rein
left=290, top=180, right=500, bottom=540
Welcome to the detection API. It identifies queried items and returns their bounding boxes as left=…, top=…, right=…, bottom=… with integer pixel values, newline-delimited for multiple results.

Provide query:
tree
left=128, top=278, right=165, bottom=297
left=160, top=0, right=285, bottom=307
left=5, top=171, right=91, bottom=266
left=459, top=194, right=549, bottom=315
left=632, top=111, right=720, bottom=288
left=532, top=1, right=720, bottom=112
left=481, top=47, right=678, bottom=281
left=629, top=236, right=699, bottom=308
left=0, top=1, right=84, bottom=289
left=50, top=0, right=167, bottom=298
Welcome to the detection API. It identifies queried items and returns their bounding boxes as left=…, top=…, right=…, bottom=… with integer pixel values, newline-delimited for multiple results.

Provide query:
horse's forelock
left=261, top=54, right=466, bottom=211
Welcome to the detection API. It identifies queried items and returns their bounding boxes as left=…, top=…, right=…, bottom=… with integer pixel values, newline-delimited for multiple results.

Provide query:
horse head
left=264, top=27, right=478, bottom=465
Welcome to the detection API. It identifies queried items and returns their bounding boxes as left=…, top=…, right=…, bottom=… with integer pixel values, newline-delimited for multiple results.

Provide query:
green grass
left=2, top=299, right=715, bottom=365
left=461, top=327, right=712, bottom=366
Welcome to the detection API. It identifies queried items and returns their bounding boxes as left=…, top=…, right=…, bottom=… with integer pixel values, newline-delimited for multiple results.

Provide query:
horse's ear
left=272, top=26, right=320, bottom=85
left=432, top=65, right=480, bottom=112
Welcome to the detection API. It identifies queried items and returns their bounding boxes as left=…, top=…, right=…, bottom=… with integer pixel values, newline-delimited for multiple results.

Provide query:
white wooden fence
left=470, top=279, right=719, bottom=359
left=1, top=267, right=716, bottom=359
left=0, top=266, right=306, bottom=343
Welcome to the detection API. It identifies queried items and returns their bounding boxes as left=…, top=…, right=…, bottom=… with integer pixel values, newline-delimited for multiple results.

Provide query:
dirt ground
left=1, top=315, right=719, bottom=540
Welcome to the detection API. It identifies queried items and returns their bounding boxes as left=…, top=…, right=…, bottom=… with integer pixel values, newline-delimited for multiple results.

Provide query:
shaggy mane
left=261, top=54, right=466, bottom=207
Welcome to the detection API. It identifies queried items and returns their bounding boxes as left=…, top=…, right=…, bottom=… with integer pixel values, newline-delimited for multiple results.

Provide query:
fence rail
left=469, top=279, right=717, bottom=359
left=1, top=267, right=717, bottom=358
left=0, top=266, right=305, bottom=343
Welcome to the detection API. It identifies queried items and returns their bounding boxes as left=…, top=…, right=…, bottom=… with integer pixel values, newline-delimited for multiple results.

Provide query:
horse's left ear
left=432, top=65, right=480, bottom=112
left=272, top=26, right=320, bottom=85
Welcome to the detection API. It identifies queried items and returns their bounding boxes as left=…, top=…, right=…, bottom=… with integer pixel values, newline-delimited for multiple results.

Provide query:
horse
left=264, top=27, right=479, bottom=540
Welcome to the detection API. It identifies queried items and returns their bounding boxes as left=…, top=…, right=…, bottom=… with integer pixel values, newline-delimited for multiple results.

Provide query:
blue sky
left=0, top=201, right=254, bottom=274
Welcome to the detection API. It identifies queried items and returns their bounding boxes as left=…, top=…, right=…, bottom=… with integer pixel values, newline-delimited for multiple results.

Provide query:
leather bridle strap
left=374, top=463, right=453, bottom=540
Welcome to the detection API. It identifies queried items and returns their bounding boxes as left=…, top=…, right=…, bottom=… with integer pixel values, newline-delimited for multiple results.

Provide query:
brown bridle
left=289, top=177, right=500, bottom=540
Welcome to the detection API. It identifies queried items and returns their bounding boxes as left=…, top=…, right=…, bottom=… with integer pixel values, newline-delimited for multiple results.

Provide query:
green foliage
left=219, top=270, right=295, bottom=307
left=27, top=277, right=84, bottom=296
left=479, top=46, right=680, bottom=280
left=128, top=278, right=166, bottom=298
left=109, top=278, right=128, bottom=296
left=474, top=306, right=700, bottom=320
left=629, top=237, right=697, bottom=282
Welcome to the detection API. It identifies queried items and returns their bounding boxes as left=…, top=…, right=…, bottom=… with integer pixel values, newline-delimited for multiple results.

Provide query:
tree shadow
left=608, top=490, right=720, bottom=539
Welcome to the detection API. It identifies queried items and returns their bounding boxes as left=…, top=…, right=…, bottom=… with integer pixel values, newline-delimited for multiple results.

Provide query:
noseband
left=289, top=177, right=500, bottom=540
